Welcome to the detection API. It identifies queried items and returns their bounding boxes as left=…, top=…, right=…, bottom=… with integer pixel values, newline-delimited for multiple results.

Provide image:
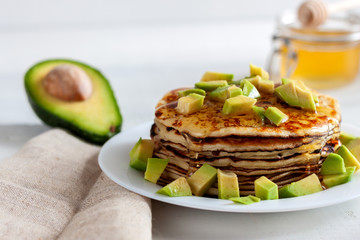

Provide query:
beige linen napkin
left=0, top=129, right=151, bottom=240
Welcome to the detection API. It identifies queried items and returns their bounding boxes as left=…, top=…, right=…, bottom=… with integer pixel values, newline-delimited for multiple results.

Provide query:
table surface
left=1, top=18, right=360, bottom=239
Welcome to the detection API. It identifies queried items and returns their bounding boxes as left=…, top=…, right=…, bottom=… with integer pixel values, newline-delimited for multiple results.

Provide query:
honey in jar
left=269, top=12, right=360, bottom=89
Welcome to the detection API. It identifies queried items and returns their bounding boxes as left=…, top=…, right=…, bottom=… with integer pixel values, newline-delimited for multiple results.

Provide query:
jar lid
left=275, top=10, right=360, bottom=43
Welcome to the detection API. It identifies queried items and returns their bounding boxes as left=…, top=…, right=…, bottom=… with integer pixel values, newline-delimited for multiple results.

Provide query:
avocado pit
left=42, top=64, right=93, bottom=101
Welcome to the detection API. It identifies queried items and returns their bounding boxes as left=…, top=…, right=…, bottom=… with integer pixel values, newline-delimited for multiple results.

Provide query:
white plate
left=99, top=122, right=360, bottom=213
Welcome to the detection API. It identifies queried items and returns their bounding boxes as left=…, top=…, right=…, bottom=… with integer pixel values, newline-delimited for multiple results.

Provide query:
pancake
left=151, top=87, right=341, bottom=196
left=155, top=88, right=340, bottom=138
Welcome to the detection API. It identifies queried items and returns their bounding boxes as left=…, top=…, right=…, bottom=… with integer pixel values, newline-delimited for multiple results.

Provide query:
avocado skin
left=24, top=59, right=122, bottom=145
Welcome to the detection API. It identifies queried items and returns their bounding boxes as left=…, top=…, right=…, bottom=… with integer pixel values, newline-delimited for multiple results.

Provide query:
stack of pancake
left=151, top=88, right=341, bottom=196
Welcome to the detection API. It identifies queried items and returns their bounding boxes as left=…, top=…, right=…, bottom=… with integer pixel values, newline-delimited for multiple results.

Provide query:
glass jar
left=268, top=11, right=360, bottom=89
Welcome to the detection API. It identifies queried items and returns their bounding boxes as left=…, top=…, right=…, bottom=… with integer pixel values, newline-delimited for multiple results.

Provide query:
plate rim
left=99, top=121, right=360, bottom=213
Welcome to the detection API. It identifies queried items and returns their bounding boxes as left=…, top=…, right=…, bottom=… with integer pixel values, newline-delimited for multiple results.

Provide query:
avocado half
left=25, top=59, right=122, bottom=145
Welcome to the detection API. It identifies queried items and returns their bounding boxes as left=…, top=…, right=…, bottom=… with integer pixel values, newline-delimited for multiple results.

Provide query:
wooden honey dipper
left=298, top=0, right=360, bottom=27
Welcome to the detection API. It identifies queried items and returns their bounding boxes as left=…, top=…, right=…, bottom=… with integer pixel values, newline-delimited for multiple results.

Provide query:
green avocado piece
left=312, top=93, right=319, bottom=103
left=208, top=86, right=230, bottom=102
left=230, top=195, right=261, bottom=205
left=222, top=95, right=257, bottom=115
left=187, top=163, right=217, bottom=196
left=129, top=138, right=154, bottom=171
left=157, top=177, right=192, bottom=197
left=252, top=106, right=266, bottom=122
left=217, top=169, right=240, bottom=199
left=320, top=153, right=346, bottom=175
left=346, top=138, right=360, bottom=165
left=340, top=132, right=357, bottom=146
left=177, top=93, right=205, bottom=115
left=241, top=80, right=261, bottom=99
left=280, top=78, right=318, bottom=104
left=246, top=76, right=274, bottom=95
left=296, top=86, right=316, bottom=111
left=200, top=71, right=234, bottom=82
left=249, top=64, right=269, bottom=80
left=276, top=80, right=316, bottom=111
left=24, top=59, right=122, bottom=144
left=246, top=76, right=261, bottom=87
left=323, top=167, right=356, bottom=188
left=227, top=85, right=243, bottom=98
left=281, top=78, right=293, bottom=85
left=229, top=80, right=241, bottom=85
left=279, top=174, right=323, bottom=198
left=294, top=79, right=310, bottom=91
left=294, top=79, right=319, bottom=103
left=254, top=176, right=278, bottom=200
left=178, top=89, right=206, bottom=97
left=336, top=145, right=360, bottom=170
left=144, top=158, right=169, bottom=183
left=264, top=107, right=288, bottom=126
left=229, top=79, right=243, bottom=85
left=258, top=79, right=274, bottom=95
left=275, top=81, right=300, bottom=107
left=195, top=80, right=228, bottom=91
left=231, top=76, right=255, bottom=86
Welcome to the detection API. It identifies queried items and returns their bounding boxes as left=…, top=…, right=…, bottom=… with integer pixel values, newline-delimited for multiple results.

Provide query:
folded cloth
left=0, top=129, right=151, bottom=240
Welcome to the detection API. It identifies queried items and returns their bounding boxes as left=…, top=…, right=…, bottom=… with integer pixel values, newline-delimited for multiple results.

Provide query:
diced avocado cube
left=232, top=76, right=255, bottom=86
left=246, top=76, right=274, bottom=94
left=144, top=158, right=169, bottom=183
left=258, top=79, right=275, bottom=95
left=129, top=138, right=154, bottom=171
left=209, top=86, right=229, bottom=102
left=187, top=163, right=217, bottom=196
left=293, top=79, right=318, bottom=103
left=157, top=177, right=192, bottom=197
left=312, top=93, right=319, bottom=103
left=275, top=80, right=316, bottom=111
left=222, top=95, right=257, bottom=115
left=229, top=79, right=242, bottom=85
left=246, top=76, right=261, bottom=87
left=282, top=78, right=309, bottom=90
left=323, top=167, right=356, bottom=188
left=340, top=132, right=357, bottom=146
left=275, top=81, right=300, bottom=107
left=195, top=80, right=228, bottom=91
left=217, top=169, right=240, bottom=199
left=209, top=85, right=243, bottom=102
left=200, top=71, right=234, bottom=82
left=227, top=85, right=243, bottom=98
left=336, top=145, right=360, bottom=171
left=230, top=195, right=261, bottom=205
left=264, top=107, right=288, bottom=126
left=252, top=106, right=266, bottom=122
left=294, top=79, right=309, bottom=91
left=254, top=176, right=278, bottom=200
left=279, top=174, right=322, bottom=198
left=346, top=138, right=360, bottom=167
left=296, top=86, right=316, bottom=111
left=320, top=153, right=346, bottom=175
left=177, top=93, right=205, bottom=115
left=249, top=63, right=269, bottom=80
left=242, top=80, right=261, bottom=99
left=178, top=88, right=206, bottom=97
left=281, top=78, right=293, bottom=85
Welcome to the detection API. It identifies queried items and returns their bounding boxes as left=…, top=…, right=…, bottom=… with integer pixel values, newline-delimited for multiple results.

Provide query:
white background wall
left=0, top=0, right=305, bottom=29
left=1, top=0, right=358, bottom=128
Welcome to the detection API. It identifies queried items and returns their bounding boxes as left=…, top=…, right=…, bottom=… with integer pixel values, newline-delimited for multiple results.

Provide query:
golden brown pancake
left=155, top=88, right=340, bottom=138
left=152, top=87, right=341, bottom=196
